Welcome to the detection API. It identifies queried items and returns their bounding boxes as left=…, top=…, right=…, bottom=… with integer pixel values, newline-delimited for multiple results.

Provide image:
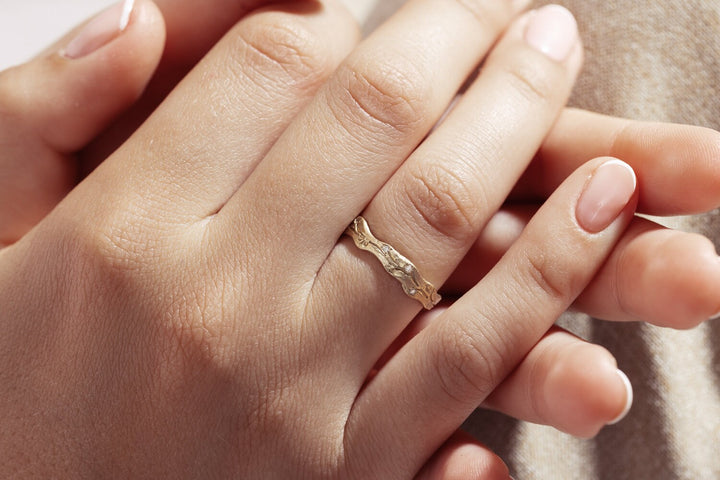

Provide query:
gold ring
left=345, top=216, right=441, bottom=310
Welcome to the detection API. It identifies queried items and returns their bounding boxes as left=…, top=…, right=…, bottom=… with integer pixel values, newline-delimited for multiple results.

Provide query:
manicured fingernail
left=119, top=0, right=135, bottom=31
left=63, top=0, right=133, bottom=59
left=576, top=159, right=636, bottom=233
left=608, top=369, right=633, bottom=425
left=525, top=5, right=578, bottom=62
left=709, top=291, right=720, bottom=320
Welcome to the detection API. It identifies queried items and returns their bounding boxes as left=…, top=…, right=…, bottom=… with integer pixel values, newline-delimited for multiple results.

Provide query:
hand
left=0, top=0, right=627, bottom=467
left=3, top=0, right=718, bottom=332
left=447, top=108, right=720, bottom=327
left=0, top=1, right=640, bottom=478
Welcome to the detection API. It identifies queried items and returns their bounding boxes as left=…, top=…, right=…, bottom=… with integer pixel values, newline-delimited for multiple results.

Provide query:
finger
left=306, top=5, right=581, bottom=381
left=483, top=327, right=633, bottom=438
left=378, top=312, right=632, bottom=438
left=415, top=430, right=511, bottom=480
left=575, top=219, right=720, bottom=327
left=443, top=206, right=535, bottom=293
left=346, top=158, right=637, bottom=478
left=0, top=0, right=165, bottom=245
left=515, top=108, right=720, bottom=215
left=224, top=0, right=531, bottom=270
left=2, top=0, right=164, bottom=153
left=446, top=212, right=720, bottom=328
left=80, top=0, right=311, bottom=169
left=80, top=0, right=359, bottom=224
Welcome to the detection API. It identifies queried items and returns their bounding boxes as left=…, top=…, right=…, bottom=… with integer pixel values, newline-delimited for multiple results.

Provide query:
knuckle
left=60, top=207, right=160, bottom=280
left=332, top=53, right=429, bottom=135
left=431, top=319, right=504, bottom=405
left=522, top=248, right=572, bottom=303
left=234, top=16, right=330, bottom=89
left=404, top=163, right=485, bottom=244
left=502, top=58, right=557, bottom=105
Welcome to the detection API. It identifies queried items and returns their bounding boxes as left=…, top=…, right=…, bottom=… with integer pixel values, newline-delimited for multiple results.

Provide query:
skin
left=0, top=0, right=718, bottom=478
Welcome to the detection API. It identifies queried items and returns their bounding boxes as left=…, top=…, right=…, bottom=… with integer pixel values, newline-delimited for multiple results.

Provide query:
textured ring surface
left=345, top=216, right=441, bottom=310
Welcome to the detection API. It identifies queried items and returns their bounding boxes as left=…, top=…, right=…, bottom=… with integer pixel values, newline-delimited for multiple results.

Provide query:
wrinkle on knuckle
left=522, top=249, right=570, bottom=304
left=432, top=319, right=502, bottom=406
left=404, top=163, right=485, bottom=244
left=524, top=341, right=556, bottom=424
left=233, top=18, right=329, bottom=90
left=332, top=54, right=429, bottom=136
left=502, top=59, right=556, bottom=106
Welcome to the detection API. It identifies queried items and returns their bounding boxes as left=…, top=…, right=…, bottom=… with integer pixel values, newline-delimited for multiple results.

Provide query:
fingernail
left=576, top=159, right=636, bottom=233
left=63, top=0, right=133, bottom=59
left=120, top=0, right=135, bottom=31
left=608, top=369, right=633, bottom=425
left=525, top=5, right=578, bottom=62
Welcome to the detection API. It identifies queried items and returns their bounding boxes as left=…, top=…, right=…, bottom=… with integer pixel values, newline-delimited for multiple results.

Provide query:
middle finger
left=222, top=0, right=531, bottom=269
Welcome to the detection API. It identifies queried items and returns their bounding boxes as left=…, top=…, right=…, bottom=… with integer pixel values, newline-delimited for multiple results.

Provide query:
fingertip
left=618, top=229, right=720, bottom=328
left=417, top=431, right=511, bottom=480
left=607, top=369, right=633, bottom=425
left=40, top=0, right=166, bottom=151
left=542, top=340, right=631, bottom=437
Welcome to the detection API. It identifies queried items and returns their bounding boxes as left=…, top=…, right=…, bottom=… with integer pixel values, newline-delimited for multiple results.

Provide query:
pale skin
left=1, top=0, right=719, bottom=478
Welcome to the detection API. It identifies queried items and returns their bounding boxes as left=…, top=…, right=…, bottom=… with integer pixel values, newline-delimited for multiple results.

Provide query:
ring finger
left=310, top=5, right=582, bottom=370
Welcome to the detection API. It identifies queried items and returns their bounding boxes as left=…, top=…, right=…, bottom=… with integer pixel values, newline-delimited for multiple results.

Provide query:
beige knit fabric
left=354, top=1, right=720, bottom=478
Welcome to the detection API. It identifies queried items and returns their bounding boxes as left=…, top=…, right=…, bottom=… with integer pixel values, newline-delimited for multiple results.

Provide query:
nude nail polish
left=576, top=160, right=636, bottom=233
left=607, top=369, right=634, bottom=425
left=63, top=0, right=133, bottom=59
left=525, top=5, right=578, bottom=62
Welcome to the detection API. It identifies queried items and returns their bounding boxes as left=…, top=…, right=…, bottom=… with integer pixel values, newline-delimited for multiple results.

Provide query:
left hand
left=0, top=1, right=717, bottom=476
left=0, top=1, right=633, bottom=477
left=2, top=2, right=718, bottom=328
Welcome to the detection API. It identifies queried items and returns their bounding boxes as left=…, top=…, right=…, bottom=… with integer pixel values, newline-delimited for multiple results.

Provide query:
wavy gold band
left=344, top=216, right=441, bottom=310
